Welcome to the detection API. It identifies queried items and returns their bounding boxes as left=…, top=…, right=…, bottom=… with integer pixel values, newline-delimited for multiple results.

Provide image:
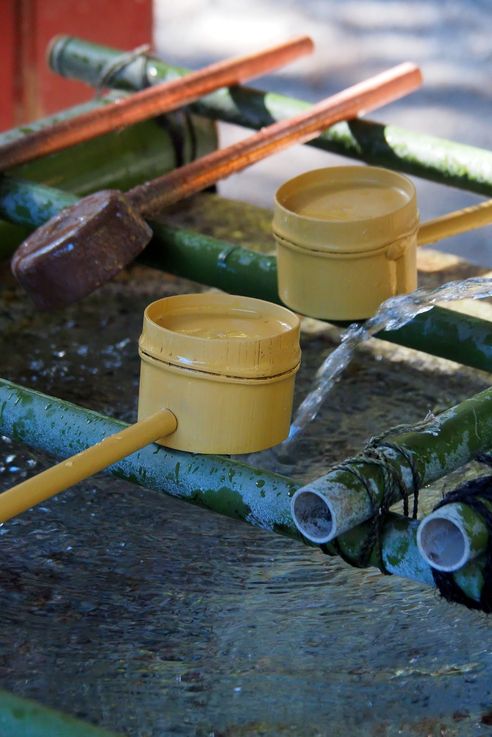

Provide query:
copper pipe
left=0, top=35, right=314, bottom=171
left=128, top=62, right=423, bottom=217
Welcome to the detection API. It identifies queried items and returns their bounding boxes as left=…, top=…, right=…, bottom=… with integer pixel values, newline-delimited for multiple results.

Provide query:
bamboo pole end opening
left=291, top=488, right=334, bottom=543
left=417, top=515, right=469, bottom=572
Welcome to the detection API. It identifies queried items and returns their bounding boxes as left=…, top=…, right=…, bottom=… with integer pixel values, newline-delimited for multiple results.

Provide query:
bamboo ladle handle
left=418, top=199, right=492, bottom=247
left=127, top=62, right=423, bottom=217
left=0, top=408, right=177, bottom=522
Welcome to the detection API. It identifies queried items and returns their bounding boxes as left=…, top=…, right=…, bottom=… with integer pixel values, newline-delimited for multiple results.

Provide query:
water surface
left=1, top=263, right=492, bottom=737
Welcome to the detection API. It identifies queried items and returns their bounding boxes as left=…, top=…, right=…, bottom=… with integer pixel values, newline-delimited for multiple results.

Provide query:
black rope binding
left=94, top=44, right=151, bottom=97
left=321, top=437, right=422, bottom=573
left=431, top=458, right=492, bottom=613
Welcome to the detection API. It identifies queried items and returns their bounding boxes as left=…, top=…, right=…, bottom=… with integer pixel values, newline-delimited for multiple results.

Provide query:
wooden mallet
left=11, top=62, right=422, bottom=310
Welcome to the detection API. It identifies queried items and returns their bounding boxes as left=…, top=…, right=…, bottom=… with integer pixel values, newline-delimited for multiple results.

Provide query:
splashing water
left=281, top=277, right=492, bottom=452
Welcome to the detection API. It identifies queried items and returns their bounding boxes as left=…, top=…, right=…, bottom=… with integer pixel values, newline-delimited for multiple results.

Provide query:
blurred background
left=3, top=0, right=492, bottom=264
left=154, top=0, right=492, bottom=265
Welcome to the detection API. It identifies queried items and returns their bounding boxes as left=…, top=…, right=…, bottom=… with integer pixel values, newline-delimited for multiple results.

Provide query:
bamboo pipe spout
left=0, top=408, right=177, bottom=523
left=417, top=499, right=491, bottom=572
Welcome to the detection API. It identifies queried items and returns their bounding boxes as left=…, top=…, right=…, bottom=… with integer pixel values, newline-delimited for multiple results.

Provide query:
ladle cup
left=274, top=165, right=492, bottom=321
left=0, top=293, right=300, bottom=523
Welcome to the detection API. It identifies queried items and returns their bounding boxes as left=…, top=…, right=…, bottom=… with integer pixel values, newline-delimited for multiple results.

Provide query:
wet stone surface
left=1, top=206, right=492, bottom=736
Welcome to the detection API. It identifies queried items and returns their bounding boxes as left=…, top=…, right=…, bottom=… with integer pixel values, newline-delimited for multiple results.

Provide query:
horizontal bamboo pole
left=0, top=95, right=217, bottom=260
left=0, top=688, right=122, bottom=737
left=50, top=35, right=492, bottom=196
left=2, top=177, right=492, bottom=372
left=0, top=378, right=299, bottom=538
left=0, top=36, right=313, bottom=170
left=0, top=408, right=177, bottom=522
left=144, top=222, right=492, bottom=372
left=0, top=377, right=485, bottom=603
left=129, top=62, right=422, bottom=216
left=291, top=386, right=492, bottom=543
left=0, top=94, right=217, bottom=195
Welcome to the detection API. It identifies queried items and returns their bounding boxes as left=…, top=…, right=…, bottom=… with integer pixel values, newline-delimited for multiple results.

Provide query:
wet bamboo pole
left=0, top=688, right=122, bottom=737
left=0, top=377, right=485, bottom=603
left=0, top=36, right=313, bottom=170
left=0, top=94, right=217, bottom=193
left=50, top=36, right=492, bottom=196
left=0, top=96, right=217, bottom=260
left=291, top=386, right=492, bottom=543
left=1, top=176, right=492, bottom=373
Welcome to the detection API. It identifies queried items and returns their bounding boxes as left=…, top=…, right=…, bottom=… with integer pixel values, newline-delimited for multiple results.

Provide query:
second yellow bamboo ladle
left=0, top=293, right=301, bottom=523
left=274, top=166, right=492, bottom=321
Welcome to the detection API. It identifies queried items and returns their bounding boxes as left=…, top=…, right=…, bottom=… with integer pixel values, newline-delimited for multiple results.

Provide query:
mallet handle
left=0, top=408, right=177, bottom=522
left=0, top=36, right=313, bottom=171
left=128, top=62, right=422, bottom=217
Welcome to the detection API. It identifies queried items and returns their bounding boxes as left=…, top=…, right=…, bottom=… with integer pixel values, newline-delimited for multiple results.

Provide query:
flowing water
left=283, top=277, right=492, bottom=452
left=1, top=263, right=492, bottom=737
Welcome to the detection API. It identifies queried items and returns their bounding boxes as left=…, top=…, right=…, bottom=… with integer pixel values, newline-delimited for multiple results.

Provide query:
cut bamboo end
left=417, top=510, right=470, bottom=572
left=290, top=488, right=335, bottom=543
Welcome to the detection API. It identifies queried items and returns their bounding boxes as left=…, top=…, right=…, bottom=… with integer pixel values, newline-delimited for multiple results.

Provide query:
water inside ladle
left=280, top=276, right=492, bottom=453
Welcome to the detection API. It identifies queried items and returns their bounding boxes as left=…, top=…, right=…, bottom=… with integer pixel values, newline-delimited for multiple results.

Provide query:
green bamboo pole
left=0, top=94, right=217, bottom=255
left=143, top=222, right=492, bottom=371
left=0, top=178, right=77, bottom=230
left=0, top=377, right=486, bottom=602
left=0, top=689, right=122, bottom=737
left=50, top=35, right=492, bottom=196
left=0, top=377, right=299, bottom=538
left=291, top=386, right=492, bottom=544
left=0, top=93, right=216, bottom=195
left=1, top=175, right=492, bottom=373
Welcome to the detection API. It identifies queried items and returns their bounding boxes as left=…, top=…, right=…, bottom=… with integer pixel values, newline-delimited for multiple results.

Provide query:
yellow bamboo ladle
left=0, top=293, right=301, bottom=523
left=274, top=165, right=492, bottom=322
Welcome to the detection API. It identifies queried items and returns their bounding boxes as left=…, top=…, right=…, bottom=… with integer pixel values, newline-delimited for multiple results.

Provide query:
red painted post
left=1, top=0, right=153, bottom=129
left=0, top=1, right=20, bottom=130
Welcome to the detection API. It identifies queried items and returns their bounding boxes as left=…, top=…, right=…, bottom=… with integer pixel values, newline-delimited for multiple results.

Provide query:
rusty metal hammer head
left=11, top=62, right=422, bottom=310
left=11, top=190, right=152, bottom=310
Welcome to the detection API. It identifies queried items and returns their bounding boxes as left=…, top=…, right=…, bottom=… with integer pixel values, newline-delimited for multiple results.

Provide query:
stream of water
left=282, top=277, right=492, bottom=452
left=2, top=267, right=492, bottom=736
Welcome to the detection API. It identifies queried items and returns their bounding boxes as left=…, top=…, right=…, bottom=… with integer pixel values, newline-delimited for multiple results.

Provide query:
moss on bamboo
left=50, top=35, right=492, bottom=197
left=293, top=386, right=492, bottom=544
left=0, top=377, right=487, bottom=602
left=2, top=177, right=492, bottom=372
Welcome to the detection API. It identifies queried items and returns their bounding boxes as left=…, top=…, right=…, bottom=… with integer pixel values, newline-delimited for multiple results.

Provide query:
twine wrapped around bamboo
left=49, top=35, right=492, bottom=197
left=291, top=387, right=492, bottom=543
left=0, top=377, right=488, bottom=606
left=416, top=464, right=492, bottom=612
